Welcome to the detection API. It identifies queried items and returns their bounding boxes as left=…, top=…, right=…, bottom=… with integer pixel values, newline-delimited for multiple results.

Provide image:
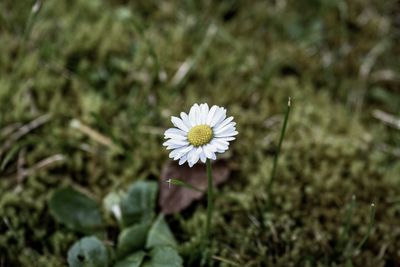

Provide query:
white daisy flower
left=163, top=103, right=238, bottom=167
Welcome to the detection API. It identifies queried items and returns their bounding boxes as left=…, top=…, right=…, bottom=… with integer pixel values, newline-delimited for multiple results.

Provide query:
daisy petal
left=207, top=143, right=218, bottom=152
left=179, top=154, right=188, bottom=165
left=165, top=128, right=187, bottom=136
left=214, top=116, right=234, bottom=131
left=169, top=145, right=193, bottom=160
left=200, top=151, right=206, bottom=163
left=177, top=145, right=193, bottom=159
left=171, top=116, right=189, bottom=132
left=187, top=148, right=197, bottom=167
left=206, top=105, right=218, bottom=125
left=166, top=143, right=187, bottom=150
left=164, top=133, right=187, bottom=141
left=180, top=112, right=192, bottom=129
left=216, top=147, right=226, bottom=153
left=188, top=147, right=202, bottom=167
left=163, top=139, right=188, bottom=147
left=210, top=108, right=226, bottom=127
left=218, top=136, right=236, bottom=141
left=210, top=152, right=217, bottom=160
left=210, top=139, right=229, bottom=151
left=215, top=130, right=238, bottom=138
left=189, top=103, right=200, bottom=126
left=214, top=123, right=236, bottom=135
left=200, top=103, right=209, bottom=124
left=203, top=144, right=214, bottom=159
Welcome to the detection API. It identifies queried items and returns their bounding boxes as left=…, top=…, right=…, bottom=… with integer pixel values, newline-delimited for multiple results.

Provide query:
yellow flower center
left=188, top=125, right=213, bottom=147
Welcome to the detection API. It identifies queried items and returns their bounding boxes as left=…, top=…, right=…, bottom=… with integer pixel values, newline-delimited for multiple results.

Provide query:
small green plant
left=49, top=181, right=183, bottom=267
left=163, top=103, right=238, bottom=265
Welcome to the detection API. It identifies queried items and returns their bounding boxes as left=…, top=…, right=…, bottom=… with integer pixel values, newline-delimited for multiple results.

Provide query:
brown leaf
left=159, top=160, right=230, bottom=214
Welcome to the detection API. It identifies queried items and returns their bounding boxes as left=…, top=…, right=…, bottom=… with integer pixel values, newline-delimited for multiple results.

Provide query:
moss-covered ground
left=1, top=0, right=399, bottom=266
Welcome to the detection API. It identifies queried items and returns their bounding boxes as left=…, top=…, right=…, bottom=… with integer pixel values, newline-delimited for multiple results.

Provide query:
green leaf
left=120, top=181, right=158, bottom=227
left=114, top=251, right=146, bottom=267
left=49, top=187, right=103, bottom=233
left=146, top=215, right=177, bottom=249
left=117, top=223, right=150, bottom=258
left=67, top=236, right=109, bottom=267
left=1, top=143, right=20, bottom=171
left=142, top=246, right=183, bottom=267
left=165, top=178, right=203, bottom=193
left=103, top=191, right=124, bottom=222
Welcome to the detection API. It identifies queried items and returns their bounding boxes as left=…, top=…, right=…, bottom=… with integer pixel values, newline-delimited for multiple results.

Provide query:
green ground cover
left=0, top=0, right=399, bottom=266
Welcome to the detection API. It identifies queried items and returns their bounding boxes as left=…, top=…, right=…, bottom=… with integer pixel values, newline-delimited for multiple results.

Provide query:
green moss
left=0, top=0, right=399, bottom=266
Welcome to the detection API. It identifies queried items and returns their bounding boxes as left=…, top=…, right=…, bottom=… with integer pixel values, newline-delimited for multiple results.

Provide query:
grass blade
left=266, top=97, right=292, bottom=205
left=166, top=178, right=203, bottom=193
left=354, top=203, right=376, bottom=252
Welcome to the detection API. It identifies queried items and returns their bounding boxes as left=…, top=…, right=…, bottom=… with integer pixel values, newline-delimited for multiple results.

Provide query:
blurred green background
left=0, top=0, right=399, bottom=266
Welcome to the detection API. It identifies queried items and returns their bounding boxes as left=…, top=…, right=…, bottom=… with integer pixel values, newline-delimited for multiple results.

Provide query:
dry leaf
left=159, top=160, right=230, bottom=214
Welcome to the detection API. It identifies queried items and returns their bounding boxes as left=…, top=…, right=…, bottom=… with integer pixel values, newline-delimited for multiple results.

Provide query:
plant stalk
left=205, top=159, right=214, bottom=242
left=266, top=97, right=292, bottom=206
left=205, top=158, right=214, bottom=264
left=354, top=203, right=376, bottom=252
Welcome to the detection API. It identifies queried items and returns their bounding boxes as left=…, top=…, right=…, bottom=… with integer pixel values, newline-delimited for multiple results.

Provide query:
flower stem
left=205, top=158, right=214, bottom=263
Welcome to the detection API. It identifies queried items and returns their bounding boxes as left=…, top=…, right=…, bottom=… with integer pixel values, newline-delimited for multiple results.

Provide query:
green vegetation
left=1, top=0, right=399, bottom=266
left=49, top=181, right=182, bottom=267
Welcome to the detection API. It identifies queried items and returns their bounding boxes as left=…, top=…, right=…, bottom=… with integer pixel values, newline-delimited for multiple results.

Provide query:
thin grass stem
left=344, top=203, right=376, bottom=262
left=340, top=195, right=356, bottom=245
left=12, top=1, right=41, bottom=81
left=266, top=97, right=292, bottom=205
left=354, top=203, right=376, bottom=252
